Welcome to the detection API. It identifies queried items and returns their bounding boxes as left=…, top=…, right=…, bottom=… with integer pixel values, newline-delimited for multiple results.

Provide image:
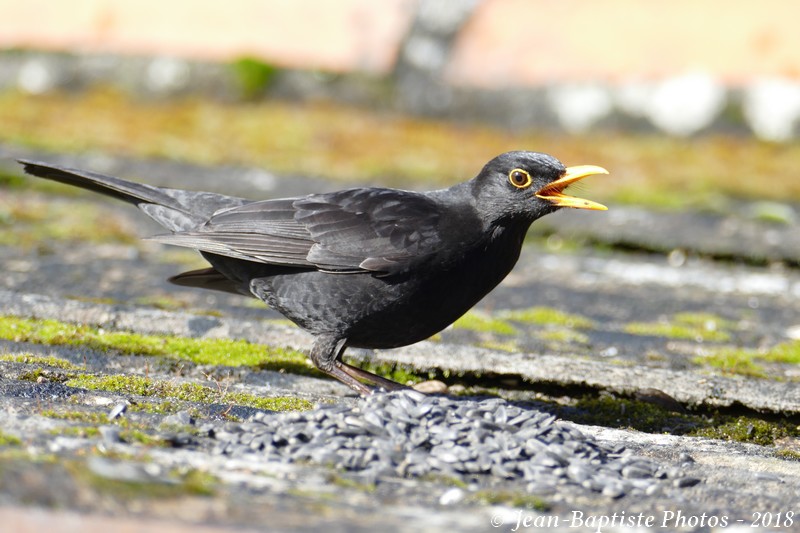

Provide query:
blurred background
left=2, top=3, right=800, bottom=527
left=0, top=0, right=799, bottom=211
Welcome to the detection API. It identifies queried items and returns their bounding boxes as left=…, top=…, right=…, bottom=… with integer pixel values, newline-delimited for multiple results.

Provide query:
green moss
left=419, top=474, right=470, bottom=489
left=775, top=449, right=800, bottom=461
left=625, top=312, right=732, bottom=342
left=72, top=461, right=218, bottom=500
left=326, top=473, right=376, bottom=493
left=673, top=312, right=735, bottom=330
left=559, top=394, right=800, bottom=446
left=471, top=489, right=550, bottom=511
left=0, top=353, right=81, bottom=370
left=18, top=367, right=78, bottom=383
left=750, top=202, right=796, bottom=225
left=48, top=422, right=167, bottom=447
left=0, top=170, right=26, bottom=189
left=127, top=400, right=184, bottom=415
left=0, top=431, right=22, bottom=447
left=52, top=426, right=100, bottom=438
left=0, top=449, right=57, bottom=464
left=195, top=309, right=226, bottom=318
left=67, top=295, right=119, bottom=306
left=132, top=295, right=189, bottom=311
left=0, top=315, right=313, bottom=374
left=501, top=306, right=594, bottom=329
left=567, top=394, right=693, bottom=434
left=452, top=311, right=518, bottom=336
left=176, top=468, right=218, bottom=496
left=696, top=340, right=799, bottom=379
left=694, top=350, right=767, bottom=378
left=692, top=417, right=799, bottom=446
left=39, top=409, right=108, bottom=424
left=119, top=429, right=166, bottom=447
left=65, top=374, right=312, bottom=411
left=478, top=340, right=519, bottom=352
left=39, top=408, right=178, bottom=446
left=761, top=340, right=800, bottom=364
left=0, top=315, right=435, bottom=385
left=230, top=57, right=279, bottom=99
left=535, top=329, right=590, bottom=345
left=625, top=322, right=711, bottom=341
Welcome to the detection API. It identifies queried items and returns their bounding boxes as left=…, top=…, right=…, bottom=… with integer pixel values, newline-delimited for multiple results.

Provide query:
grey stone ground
left=1, top=147, right=799, bottom=531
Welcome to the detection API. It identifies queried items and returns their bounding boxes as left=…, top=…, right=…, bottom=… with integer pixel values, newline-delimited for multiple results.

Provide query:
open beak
left=535, top=165, right=609, bottom=211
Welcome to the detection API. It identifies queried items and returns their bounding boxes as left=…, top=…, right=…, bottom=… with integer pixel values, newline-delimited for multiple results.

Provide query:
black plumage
left=19, top=152, right=607, bottom=394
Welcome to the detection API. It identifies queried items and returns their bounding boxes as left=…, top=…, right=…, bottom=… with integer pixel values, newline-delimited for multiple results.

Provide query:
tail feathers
left=169, top=267, right=251, bottom=296
left=18, top=159, right=249, bottom=232
left=19, top=159, right=185, bottom=209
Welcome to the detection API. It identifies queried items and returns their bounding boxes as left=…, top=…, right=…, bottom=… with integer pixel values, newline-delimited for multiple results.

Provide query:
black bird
left=18, top=152, right=607, bottom=395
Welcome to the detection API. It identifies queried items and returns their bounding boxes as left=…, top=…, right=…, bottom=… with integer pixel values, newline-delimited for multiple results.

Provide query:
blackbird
left=19, top=152, right=607, bottom=394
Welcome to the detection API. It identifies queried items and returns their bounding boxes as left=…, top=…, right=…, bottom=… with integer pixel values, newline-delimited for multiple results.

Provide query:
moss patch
left=471, top=489, right=550, bottom=511
left=776, top=449, right=800, bottom=461
left=694, top=350, right=767, bottom=378
left=565, top=394, right=694, bottom=434
left=71, top=460, right=218, bottom=500
left=692, top=417, right=800, bottom=446
left=535, top=329, right=590, bottom=345
left=695, top=340, right=799, bottom=379
left=0, top=431, right=22, bottom=447
left=559, top=393, right=800, bottom=446
left=673, top=312, right=735, bottom=330
left=132, top=295, right=190, bottom=311
left=65, top=374, right=312, bottom=412
left=0, top=315, right=313, bottom=374
left=39, top=409, right=108, bottom=424
left=0, top=353, right=81, bottom=370
left=478, top=340, right=519, bottom=352
left=0, top=315, right=435, bottom=385
left=501, top=306, right=594, bottom=329
left=0, top=169, right=26, bottom=189
left=39, top=407, right=189, bottom=446
left=452, top=311, right=518, bottom=336
left=625, top=312, right=733, bottom=342
left=761, top=340, right=800, bottom=364
left=230, top=57, right=279, bottom=99
left=66, top=295, right=119, bottom=306
left=50, top=426, right=100, bottom=439
left=127, top=400, right=184, bottom=415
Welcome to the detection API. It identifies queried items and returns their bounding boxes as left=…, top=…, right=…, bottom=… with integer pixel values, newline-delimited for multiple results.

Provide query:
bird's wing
left=150, top=188, right=445, bottom=275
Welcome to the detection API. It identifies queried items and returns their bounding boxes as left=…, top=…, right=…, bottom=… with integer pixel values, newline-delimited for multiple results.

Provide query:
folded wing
left=151, top=188, right=444, bottom=275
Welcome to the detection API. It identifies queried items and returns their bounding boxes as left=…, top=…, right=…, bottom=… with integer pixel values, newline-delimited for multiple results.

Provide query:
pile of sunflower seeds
left=212, top=390, right=695, bottom=498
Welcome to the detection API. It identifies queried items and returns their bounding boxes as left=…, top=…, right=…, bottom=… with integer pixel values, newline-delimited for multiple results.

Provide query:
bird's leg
left=335, top=361, right=410, bottom=392
left=308, top=335, right=408, bottom=395
left=309, top=336, right=373, bottom=396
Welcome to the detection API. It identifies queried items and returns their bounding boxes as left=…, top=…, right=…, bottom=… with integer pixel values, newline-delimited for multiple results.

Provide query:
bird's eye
left=508, top=169, right=532, bottom=189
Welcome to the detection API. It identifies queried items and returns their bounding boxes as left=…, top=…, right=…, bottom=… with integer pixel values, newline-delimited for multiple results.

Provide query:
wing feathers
left=154, top=188, right=446, bottom=275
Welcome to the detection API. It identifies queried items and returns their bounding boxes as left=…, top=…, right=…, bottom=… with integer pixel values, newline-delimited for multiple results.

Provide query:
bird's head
left=470, top=151, right=608, bottom=224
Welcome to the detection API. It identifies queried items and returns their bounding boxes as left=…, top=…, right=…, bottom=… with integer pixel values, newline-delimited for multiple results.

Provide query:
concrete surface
left=1, top=149, right=799, bottom=531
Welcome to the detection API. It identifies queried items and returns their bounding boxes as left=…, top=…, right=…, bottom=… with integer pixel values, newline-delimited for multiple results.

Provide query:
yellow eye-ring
left=508, top=168, right=532, bottom=189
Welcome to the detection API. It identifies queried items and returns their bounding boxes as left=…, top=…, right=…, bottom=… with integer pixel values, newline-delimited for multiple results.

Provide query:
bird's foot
left=335, top=360, right=410, bottom=394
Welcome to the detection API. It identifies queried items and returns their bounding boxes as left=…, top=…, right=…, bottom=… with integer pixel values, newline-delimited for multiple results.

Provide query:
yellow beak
left=535, top=165, right=609, bottom=211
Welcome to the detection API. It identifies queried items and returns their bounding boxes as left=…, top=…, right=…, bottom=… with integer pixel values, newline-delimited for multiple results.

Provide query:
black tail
left=18, top=159, right=248, bottom=232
